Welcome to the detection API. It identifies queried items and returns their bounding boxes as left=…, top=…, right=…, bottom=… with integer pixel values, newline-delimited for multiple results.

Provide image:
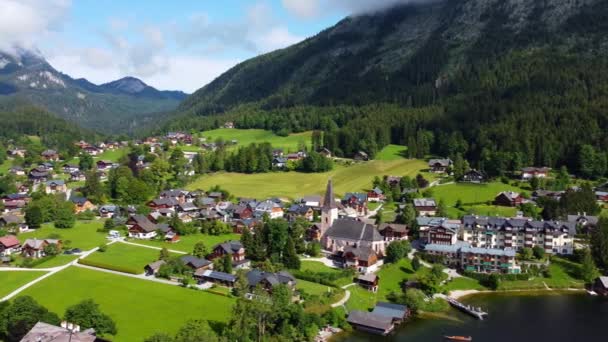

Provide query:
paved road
left=331, top=283, right=356, bottom=308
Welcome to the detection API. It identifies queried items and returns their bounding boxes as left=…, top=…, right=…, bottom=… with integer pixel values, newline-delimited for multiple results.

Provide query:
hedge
left=78, top=259, right=140, bottom=275
left=291, top=269, right=354, bottom=287
left=25, top=255, right=55, bottom=268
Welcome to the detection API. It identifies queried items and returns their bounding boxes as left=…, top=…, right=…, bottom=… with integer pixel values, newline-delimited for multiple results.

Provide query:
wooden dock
left=447, top=297, right=488, bottom=320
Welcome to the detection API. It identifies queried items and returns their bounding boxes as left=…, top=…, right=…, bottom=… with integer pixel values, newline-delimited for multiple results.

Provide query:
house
left=246, top=269, right=297, bottom=292
left=22, top=239, right=62, bottom=258
left=159, top=189, right=188, bottom=203
left=494, top=191, right=524, bottom=207
left=353, top=151, right=369, bottom=161
left=232, top=218, right=263, bottom=234
left=9, top=166, right=25, bottom=176
left=367, top=187, right=385, bottom=203
left=594, top=276, right=608, bottom=296
left=2, top=200, right=26, bottom=213
left=424, top=242, right=520, bottom=274
left=148, top=198, right=179, bottom=210
left=96, top=160, right=115, bottom=171
left=208, top=192, right=223, bottom=200
left=29, top=166, right=50, bottom=183
left=428, top=158, right=452, bottom=173
left=44, top=180, right=67, bottom=194
left=177, top=202, right=198, bottom=213
left=347, top=310, right=395, bottom=336
left=98, top=205, right=118, bottom=218
left=41, top=149, right=59, bottom=161
left=127, top=215, right=175, bottom=240
left=419, top=218, right=460, bottom=245
left=567, top=213, right=599, bottom=232
left=195, top=269, right=237, bottom=287
left=20, top=322, right=97, bottom=342
left=0, top=235, right=21, bottom=256
left=180, top=255, right=212, bottom=272
left=232, top=204, right=253, bottom=220
left=62, top=164, right=80, bottom=173
left=0, top=214, right=28, bottom=231
left=301, top=195, right=322, bottom=208
left=319, top=148, right=332, bottom=158
left=342, top=193, right=368, bottom=216
left=70, top=171, right=86, bottom=182
left=70, top=196, right=96, bottom=213
left=356, top=273, right=379, bottom=292
left=377, top=223, right=409, bottom=242
left=84, top=145, right=102, bottom=155
left=371, top=302, right=409, bottom=323
left=341, top=246, right=379, bottom=273
left=272, top=157, right=288, bottom=169
left=413, top=198, right=437, bottom=216
left=462, top=169, right=486, bottom=183
left=595, top=191, right=608, bottom=202
left=9, top=148, right=26, bottom=158
left=521, top=167, right=551, bottom=180
left=255, top=200, right=284, bottom=219
left=286, top=204, right=314, bottom=222
left=144, top=260, right=166, bottom=276
left=224, top=121, right=235, bottom=129
left=209, top=241, right=247, bottom=263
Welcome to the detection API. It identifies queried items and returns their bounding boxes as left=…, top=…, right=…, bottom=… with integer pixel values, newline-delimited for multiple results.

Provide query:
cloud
left=283, top=0, right=435, bottom=19
left=0, top=0, right=70, bottom=52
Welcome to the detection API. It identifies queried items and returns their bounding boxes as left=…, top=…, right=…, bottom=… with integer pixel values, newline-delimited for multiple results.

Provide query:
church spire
left=322, top=179, right=337, bottom=209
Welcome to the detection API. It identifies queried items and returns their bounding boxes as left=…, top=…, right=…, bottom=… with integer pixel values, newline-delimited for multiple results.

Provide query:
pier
left=447, top=297, right=488, bottom=320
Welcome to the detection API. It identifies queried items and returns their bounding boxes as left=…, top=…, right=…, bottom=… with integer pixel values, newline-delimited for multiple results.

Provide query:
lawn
left=19, top=220, right=107, bottom=251
left=96, top=147, right=130, bottom=162
left=299, top=261, right=353, bottom=287
left=187, top=159, right=430, bottom=199
left=133, top=233, right=241, bottom=254
left=84, top=243, right=173, bottom=272
left=297, top=279, right=334, bottom=296
left=447, top=205, right=519, bottom=219
left=0, top=271, right=47, bottom=298
left=20, top=267, right=235, bottom=341
left=345, top=285, right=378, bottom=311
left=443, top=277, right=487, bottom=292
left=32, top=255, right=79, bottom=268
left=198, top=129, right=312, bottom=152
left=432, top=181, right=526, bottom=207
left=375, top=144, right=408, bottom=161
left=499, top=257, right=584, bottom=290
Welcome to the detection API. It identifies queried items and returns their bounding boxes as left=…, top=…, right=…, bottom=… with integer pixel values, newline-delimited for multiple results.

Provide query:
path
left=73, top=263, right=179, bottom=286
left=118, top=239, right=187, bottom=254
left=0, top=242, right=112, bottom=302
left=331, top=283, right=356, bottom=308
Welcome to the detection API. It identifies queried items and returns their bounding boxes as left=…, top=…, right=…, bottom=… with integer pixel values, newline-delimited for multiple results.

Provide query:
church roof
left=322, top=179, right=338, bottom=209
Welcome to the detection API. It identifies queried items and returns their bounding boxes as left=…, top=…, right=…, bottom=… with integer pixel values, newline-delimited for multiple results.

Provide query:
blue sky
left=0, top=0, right=413, bottom=92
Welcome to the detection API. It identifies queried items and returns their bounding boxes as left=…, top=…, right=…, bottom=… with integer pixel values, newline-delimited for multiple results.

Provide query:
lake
left=336, top=292, right=608, bottom=341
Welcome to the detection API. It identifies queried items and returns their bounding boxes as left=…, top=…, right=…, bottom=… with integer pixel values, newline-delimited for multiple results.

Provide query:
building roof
left=0, top=214, right=24, bottom=224
left=246, top=269, right=296, bottom=288
left=598, top=276, right=608, bottom=289
left=46, top=180, right=65, bottom=186
left=20, top=322, right=97, bottom=342
left=413, top=198, right=437, bottom=208
left=180, top=255, right=211, bottom=269
left=347, top=311, right=393, bottom=331
left=372, top=302, right=408, bottom=320
left=322, top=179, right=338, bottom=209
left=0, top=235, right=20, bottom=248
left=377, top=223, right=408, bottom=233
left=567, top=214, right=599, bottom=225
left=145, top=260, right=166, bottom=271
left=214, top=241, right=244, bottom=255
left=197, top=269, right=237, bottom=282
left=356, top=273, right=378, bottom=283
left=496, top=191, right=521, bottom=201
left=344, top=246, right=377, bottom=260
left=324, top=218, right=382, bottom=242
left=129, top=215, right=158, bottom=232
left=428, top=158, right=452, bottom=167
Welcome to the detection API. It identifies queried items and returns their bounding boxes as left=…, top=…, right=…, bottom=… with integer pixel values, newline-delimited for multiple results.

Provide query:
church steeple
left=322, top=179, right=337, bottom=209
left=321, top=179, right=339, bottom=236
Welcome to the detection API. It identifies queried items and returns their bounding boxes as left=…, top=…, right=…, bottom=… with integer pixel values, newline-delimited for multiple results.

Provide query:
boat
left=444, top=336, right=472, bottom=341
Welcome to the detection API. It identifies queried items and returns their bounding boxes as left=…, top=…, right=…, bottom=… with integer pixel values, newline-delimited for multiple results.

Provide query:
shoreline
left=449, top=287, right=586, bottom=300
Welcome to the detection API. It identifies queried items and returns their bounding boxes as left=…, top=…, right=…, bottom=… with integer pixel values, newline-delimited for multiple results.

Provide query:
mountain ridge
left=0, top=48, right=187, bottom=134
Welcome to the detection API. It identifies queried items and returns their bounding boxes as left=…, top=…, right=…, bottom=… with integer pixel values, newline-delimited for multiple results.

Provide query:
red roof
left=0, top=235, right=20, bottom=248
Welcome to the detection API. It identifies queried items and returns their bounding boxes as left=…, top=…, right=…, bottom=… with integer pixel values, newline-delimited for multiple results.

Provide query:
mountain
left=0, top=49, right=187, bottom=134
left=168, top=0, right=608, bottom=175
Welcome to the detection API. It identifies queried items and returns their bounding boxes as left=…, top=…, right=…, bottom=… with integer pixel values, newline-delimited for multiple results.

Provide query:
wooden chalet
left=494, top=191, right=524, bottom=207
left=356, top=273, right=379, bottom=292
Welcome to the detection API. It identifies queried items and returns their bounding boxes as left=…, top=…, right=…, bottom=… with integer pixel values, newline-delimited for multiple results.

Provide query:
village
left=1, top=129, right=608, bottom=341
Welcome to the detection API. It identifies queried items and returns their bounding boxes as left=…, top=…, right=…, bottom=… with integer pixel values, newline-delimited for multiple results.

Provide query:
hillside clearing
left=197, top=128, right=312, bottom=151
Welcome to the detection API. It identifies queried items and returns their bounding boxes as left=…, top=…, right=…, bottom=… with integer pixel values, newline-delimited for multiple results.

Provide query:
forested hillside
left=164, top=0, right=608, bottom=177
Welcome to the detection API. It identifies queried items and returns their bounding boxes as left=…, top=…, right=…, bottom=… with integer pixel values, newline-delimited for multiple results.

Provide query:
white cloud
left=281, top=0, right=320, bottom=19
left=255, top=26, right=304, bottom=53
left=282, top=0, right=435, bottom=19
left=0, top=0, right=70, bottom=52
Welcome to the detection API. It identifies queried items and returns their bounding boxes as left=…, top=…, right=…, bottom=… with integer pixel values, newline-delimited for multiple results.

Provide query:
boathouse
left=347, top=310, right=394, bottom=335
left=371, top=302, right=409, bottom=323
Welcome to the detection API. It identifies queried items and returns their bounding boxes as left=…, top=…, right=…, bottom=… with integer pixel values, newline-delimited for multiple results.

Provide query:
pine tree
left=283, top=238, right=301, bottom=270
left=159, top=248, right=170, bottom=261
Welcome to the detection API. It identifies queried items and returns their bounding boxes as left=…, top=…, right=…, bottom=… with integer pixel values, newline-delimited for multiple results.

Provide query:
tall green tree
left=64, top=299, right=117, bottom=336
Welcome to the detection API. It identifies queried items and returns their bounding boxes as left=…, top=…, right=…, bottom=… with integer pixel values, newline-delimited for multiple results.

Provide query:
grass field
left=297, top=279, right=334, bottom=296
left=84, top=243, right=173, bottom=272
left=187, top=159, right=430, bottom=199
left=132, top=233, right=241, bottom=254
left=375, top=144, right=408, bottom=161
left=499, top=257, right=584, bottom=290
left=96, top=147, right=129, bottom=162
left=19, top=220, right=107, bottom=251
left=197, top=129, right=312, bottom=152
left=32, top=255, right=79, bottom=268
left=20, top=267, right=234, bottom=341
left=0, top=159, right=13, bottom=175
left=298, top=261, right=353, bottom=286
left=433, top=181, right=526, bottom=207
left=0, top=271, right=47, bottom=298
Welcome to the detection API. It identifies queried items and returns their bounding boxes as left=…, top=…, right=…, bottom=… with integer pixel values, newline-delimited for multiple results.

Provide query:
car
left=63, top=250, right=73, bottom=255
left=71, top=248, right=82, bottom=254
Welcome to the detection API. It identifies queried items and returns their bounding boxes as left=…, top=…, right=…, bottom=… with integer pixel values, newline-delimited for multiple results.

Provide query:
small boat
left=444, top=336, right=472, bottom=341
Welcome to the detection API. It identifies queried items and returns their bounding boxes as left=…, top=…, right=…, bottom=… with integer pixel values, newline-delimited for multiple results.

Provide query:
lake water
left=336, top=292, right=608, bottom=342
